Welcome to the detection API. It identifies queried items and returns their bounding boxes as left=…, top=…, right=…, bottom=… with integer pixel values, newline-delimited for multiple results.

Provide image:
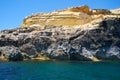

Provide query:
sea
left=0, top=61, right=120, bottom=80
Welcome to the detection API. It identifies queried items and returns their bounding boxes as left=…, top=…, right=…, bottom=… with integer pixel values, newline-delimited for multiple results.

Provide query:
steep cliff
left=0, top=5, right=120, bottom=61
left=20, top=5, right=112, bottom=28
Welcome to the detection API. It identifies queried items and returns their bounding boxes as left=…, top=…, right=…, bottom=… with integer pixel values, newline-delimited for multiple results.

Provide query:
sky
left=0, top=0, right=120, bottom=30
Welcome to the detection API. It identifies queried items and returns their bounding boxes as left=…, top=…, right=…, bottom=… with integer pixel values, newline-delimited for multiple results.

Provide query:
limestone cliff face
left=20, top=12, right=92, bottom=28
left=20, top=5, right=112, bottom=28
left=55, top=5, right=90, bottom=13
left=111, top=8, right=120, bottom=14
left=1, top=16, right=120, bottom=61
left=0, top=5, right=120, bottom=61
left=91, top=9, right=111, bottom=15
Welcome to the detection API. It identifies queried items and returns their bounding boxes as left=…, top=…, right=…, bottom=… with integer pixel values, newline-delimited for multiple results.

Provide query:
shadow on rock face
left=20, top=43, right=37, bottom=56
left=0, top=46, right=23, bottom=61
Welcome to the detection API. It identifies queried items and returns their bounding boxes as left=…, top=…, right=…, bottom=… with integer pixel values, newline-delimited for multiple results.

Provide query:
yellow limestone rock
left=20, top=12, right=92, bottom=28
left=32, top=53, right=50, bottom=60
left=55, top=5, right=90, bottom=13
left=92, top=56, right=100, bottom=61
left=91, top=9, right=111, bottom=15
left=110, top=8, right=120, bottom=14
left=20, top=5, right=111, bottom=28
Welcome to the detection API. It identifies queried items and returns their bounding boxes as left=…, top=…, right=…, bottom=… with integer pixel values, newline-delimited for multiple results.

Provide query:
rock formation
left=0, top=5, right=120, bottom=61
left=110, top=8, right=120, bottom=14
left=20, top=5, right=112, bottom=28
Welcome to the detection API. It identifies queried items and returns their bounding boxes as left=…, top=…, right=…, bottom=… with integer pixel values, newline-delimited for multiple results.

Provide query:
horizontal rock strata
left=0, top=5, right=120, bottom=61
left=20, top=5, right=113, bottom=28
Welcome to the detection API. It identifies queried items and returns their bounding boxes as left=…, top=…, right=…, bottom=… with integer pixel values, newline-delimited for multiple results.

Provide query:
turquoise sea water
left=0, top=61, right=120, bottom=80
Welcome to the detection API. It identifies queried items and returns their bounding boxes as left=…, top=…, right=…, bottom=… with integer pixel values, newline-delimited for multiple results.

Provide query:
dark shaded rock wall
left=0, top=17, right=120, bottom=61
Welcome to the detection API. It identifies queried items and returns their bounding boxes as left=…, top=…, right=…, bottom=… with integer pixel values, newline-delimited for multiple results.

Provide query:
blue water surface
left=0, top=61, right=120, bottom=80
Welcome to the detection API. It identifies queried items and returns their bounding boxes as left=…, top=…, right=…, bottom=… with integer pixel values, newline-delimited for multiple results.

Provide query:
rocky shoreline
left=0, top=5, right=120, bottom=61
left=0, top=16, right=120, bottom=61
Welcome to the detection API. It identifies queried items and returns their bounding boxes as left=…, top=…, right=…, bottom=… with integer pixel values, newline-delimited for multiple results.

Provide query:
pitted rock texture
left=0, top=16, right=120, bottom=61
left=1, top=5, right=120, bottom=61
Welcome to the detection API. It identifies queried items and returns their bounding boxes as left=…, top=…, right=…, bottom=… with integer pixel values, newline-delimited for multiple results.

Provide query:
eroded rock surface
left=0, top=16, right=120, bottom=61
left=111, top=8, right=120, bottom=14
left=20, top=5, right=112, bottom=28
left=0, top=5, right=120, bottom=61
